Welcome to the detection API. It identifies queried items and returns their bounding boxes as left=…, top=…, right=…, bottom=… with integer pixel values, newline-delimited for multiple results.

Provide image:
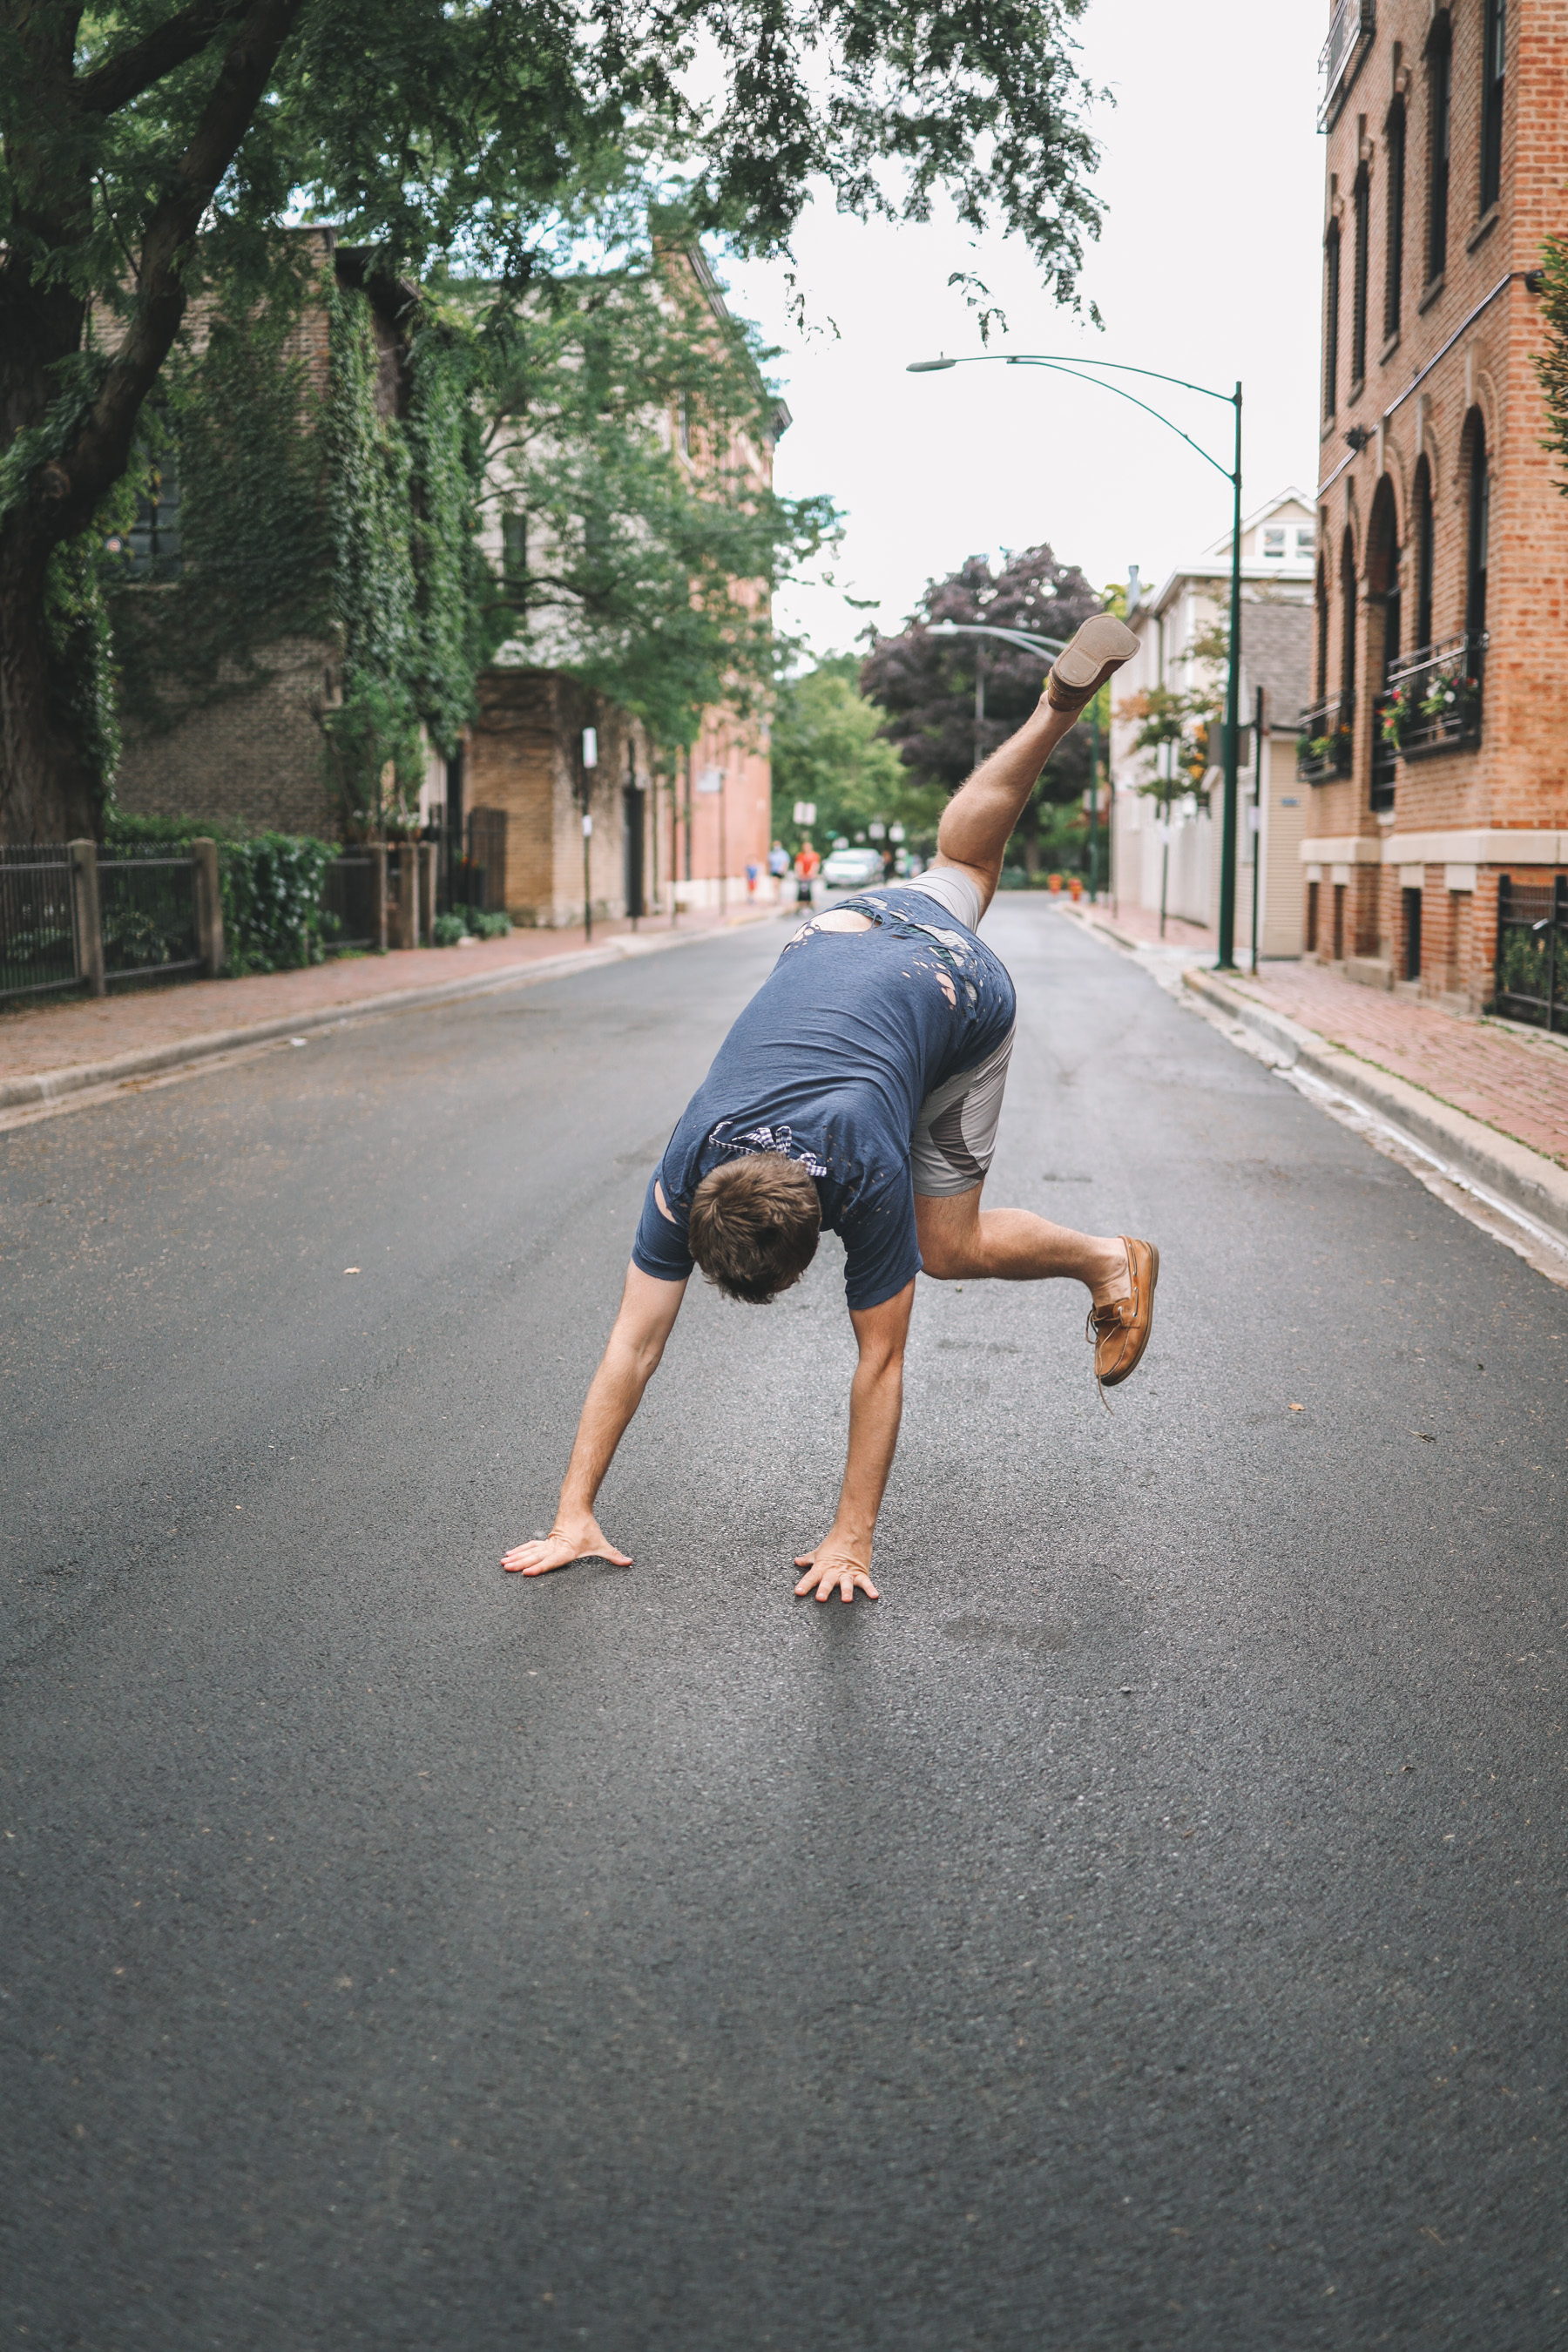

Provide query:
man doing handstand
left=503, top=615, right=1157, bottom=1604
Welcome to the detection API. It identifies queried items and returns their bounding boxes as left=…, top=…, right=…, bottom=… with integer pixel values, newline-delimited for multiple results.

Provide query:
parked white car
left=821, top=847, right=885, bottom=889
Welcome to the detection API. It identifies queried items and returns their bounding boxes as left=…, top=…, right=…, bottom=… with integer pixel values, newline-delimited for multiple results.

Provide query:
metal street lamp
left=908, top=352, right=1245, bottom=970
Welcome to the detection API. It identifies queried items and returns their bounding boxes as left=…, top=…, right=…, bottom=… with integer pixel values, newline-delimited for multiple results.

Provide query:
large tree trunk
left=0, top=544, right=101, bottom=842
left=0, top=0, right=305, bottom=842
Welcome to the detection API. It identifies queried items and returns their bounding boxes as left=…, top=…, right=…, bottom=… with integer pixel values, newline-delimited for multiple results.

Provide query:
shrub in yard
left=466, top=909, right=512, bottom=938
left=104, top=814, right=337, bottom=973
left=431, top=911, right=467, bottom=946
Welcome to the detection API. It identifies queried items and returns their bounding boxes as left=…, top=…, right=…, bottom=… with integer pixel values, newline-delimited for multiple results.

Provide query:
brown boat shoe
left=1045, top=612, right=1141, bottom=713
left=1086, top=1237, right=1159, bottom=1394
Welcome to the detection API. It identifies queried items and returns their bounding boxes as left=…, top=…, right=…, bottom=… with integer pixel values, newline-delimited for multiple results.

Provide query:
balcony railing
left=1380, top=631, right=1487, bottom=760
left=1297, top=697, right=1354, bottom=786
left=1318, top=0, right=1375, bottom=129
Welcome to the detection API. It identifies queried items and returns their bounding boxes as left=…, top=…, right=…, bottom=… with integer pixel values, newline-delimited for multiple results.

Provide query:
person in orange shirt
left=792, top=838, right=821, bottom=906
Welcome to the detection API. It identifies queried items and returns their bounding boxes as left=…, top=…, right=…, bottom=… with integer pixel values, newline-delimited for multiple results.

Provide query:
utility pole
left=1088, top=691, right=1101, bottom=902
left=1216, top=381, right=1243, bottom=970
left=580, top=723, right=598, bottom=944
left=1250, top=685, right=1266, bottom=975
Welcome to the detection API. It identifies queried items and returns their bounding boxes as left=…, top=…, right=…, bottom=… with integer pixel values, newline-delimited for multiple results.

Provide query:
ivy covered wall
left=110, top=246, right=493, bottom=841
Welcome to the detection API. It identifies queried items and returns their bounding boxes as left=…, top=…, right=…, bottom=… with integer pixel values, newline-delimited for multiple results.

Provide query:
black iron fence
left=1382, top=630, right=1486, bottom=760
left=321, top=851, right=382, bottom=951
left=97, top=843, right=201, bottom=983
left=1496, top=874, right=1568, bottom=1031
left=1297, top=697, right=1354, bottom=785
left=0, top=844, right=80, bottom=1000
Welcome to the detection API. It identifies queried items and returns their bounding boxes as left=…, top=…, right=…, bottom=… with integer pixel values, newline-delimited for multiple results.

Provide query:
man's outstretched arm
left=794, top=1280, right=916, bottom=1604
left=502, top=1262, right=687, bottom=1577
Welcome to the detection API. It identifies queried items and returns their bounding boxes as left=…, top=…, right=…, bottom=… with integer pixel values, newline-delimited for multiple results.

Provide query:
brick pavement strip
left=0, top=903, right=779, bottom=1115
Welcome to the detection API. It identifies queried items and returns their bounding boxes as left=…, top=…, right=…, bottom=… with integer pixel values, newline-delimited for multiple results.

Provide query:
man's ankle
left=1087, top=1239, right=1130, bottom=1305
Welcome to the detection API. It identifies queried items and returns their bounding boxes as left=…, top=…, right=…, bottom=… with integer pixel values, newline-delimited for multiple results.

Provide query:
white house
left=1109, top=488, right=1316, bottom=957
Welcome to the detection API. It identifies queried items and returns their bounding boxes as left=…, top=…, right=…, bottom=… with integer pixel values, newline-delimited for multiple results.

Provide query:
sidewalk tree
left=1536, top=233, right=1568, bottom=493
left=475, top=217, right=835, bottom=758
left=0, top=0, right=1105, bottom=841
left=770, top=656, right=942, bottom=852
left=860, top=545, right=1099, bottom=873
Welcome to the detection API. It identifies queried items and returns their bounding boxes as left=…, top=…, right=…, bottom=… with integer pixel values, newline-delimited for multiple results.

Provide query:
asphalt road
left=3, top=903, right=1565, bottom=2351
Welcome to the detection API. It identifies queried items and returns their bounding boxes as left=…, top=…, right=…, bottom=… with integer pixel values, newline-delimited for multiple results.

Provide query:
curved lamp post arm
left=930, top=619, right=1068, bottom=657
left=1000, top=360, right=1234, bottom=483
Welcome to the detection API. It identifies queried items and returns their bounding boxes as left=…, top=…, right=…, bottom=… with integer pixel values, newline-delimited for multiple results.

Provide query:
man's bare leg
left=916, top=1187, right=1128, bottom=1305
left=931, top=614, right=1139, bottom=918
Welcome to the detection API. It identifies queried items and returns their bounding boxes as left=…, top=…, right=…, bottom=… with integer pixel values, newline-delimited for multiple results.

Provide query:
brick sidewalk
left=1078, top=902, right=1568, bottom=1173
left=1221, top=962, right=1568, bottom=1172
left=0, top=902, right=775, bottom=1083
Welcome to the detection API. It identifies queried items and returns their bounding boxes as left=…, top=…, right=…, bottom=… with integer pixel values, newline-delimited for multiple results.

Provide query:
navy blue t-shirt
left=633, top=887, right=1016, bottom=1310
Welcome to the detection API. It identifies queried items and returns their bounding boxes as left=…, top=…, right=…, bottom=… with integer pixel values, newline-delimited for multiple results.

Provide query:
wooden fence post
left=191, top=838, right=224, bottom=976
left=391, top=845, right=418, bottom=950
left=68, top=840, right=105, bottom=997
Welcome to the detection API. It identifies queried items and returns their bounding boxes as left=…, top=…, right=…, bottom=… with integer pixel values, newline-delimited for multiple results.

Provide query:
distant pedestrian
left=767, top=841, right=790, bottom=879
left=504, top=613, right=1157, bottom=1606
left=792, top=839, right=821, bottom=906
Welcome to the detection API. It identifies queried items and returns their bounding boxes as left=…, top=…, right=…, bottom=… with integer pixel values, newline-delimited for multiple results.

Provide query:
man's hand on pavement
left=794, top=1538, right=879, bottom=1605
left=502, top=1517, right=632, bottom=1577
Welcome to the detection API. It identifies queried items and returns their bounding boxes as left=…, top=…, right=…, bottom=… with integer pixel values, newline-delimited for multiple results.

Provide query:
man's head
left=686, top=1153, right=821, bottom=1305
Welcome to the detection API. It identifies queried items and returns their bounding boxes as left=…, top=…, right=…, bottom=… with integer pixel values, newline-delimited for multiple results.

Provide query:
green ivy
left=105, top=811, right=338, bottom=972
left=105, top=265, right=487, bottom=836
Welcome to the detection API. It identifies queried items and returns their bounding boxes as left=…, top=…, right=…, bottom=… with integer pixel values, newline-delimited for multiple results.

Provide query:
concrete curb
left=1183, top=966, right=1568, bottom=1246
left=0, top=910, right=780, bottom=1118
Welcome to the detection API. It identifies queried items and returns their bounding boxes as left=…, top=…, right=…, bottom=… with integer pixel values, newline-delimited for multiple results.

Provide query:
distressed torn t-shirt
left=632, top=887, right=1017, bottom=1310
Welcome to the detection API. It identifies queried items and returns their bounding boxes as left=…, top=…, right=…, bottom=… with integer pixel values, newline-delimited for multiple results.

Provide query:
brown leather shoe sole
left=1088, top=1236, right=1159, bottom=1389
left=1046, top=613, right=1140, bottom=713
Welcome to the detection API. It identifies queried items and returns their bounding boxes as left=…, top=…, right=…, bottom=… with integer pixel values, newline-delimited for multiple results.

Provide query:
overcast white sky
left=720, top=0, right=1328, bottom=659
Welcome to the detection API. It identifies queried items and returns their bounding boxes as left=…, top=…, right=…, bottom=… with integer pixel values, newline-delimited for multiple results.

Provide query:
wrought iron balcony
left=1318, top=0, right=1375, bottom=131
left=1379, top=632, right=1487, bottom=760
left=1297, top=698, right=1354, bottom=786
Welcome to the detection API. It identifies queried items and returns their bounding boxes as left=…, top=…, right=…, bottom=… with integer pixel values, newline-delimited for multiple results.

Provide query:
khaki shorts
left=910, top=1021, right=1016, bottom=1197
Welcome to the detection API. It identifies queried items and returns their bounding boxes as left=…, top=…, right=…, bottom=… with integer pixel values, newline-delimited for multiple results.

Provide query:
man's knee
left=917, top=1227, right=983, bottom=1281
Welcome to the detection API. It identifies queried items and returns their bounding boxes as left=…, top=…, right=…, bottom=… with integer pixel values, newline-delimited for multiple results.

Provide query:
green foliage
left=476, top=223, right=837, bottom=750
left=46, top=507, right=125, bottom=789
left=466, top=908, right=513, bottom=939
left=3, top=1, right=1105, bottom=836
left=431, top=911, right=469, bottom=946
left=108, top=283, right=331, bottom=737
left=1535, top=235, right=1568, bottom=493
left=104, top=810, right=337, bottom=972
left=105, top=272, right=486, bottom=835
left=771, top=657, right=943, bottom=849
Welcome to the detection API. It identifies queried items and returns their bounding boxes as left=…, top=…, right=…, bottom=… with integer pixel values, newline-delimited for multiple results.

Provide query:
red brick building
left=1304, top=0, right=1568, bottom=1005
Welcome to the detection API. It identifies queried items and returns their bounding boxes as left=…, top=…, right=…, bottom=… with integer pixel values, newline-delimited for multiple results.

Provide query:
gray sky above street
left=723, top=0, right=1326, bottom=656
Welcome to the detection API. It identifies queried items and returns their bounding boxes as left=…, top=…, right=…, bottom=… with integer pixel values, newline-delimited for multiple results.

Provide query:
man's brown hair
left=686, top=1154, right=821, bottom=1305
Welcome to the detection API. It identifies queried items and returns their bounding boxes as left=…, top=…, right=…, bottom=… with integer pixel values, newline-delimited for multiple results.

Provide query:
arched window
left=1464, top=409, right=1490, bottom=641
left=1480, top=0, right=1506, bottom=214
left=1369, top=483, right=1401, bottom=685
left=1351, top=166, right=1370, bottom=391
left=1411, top=456, right=1435, bottom=653
left=1383, top=99, right=1406, bottom=341
left=1323, top=221, right=1342, bottom=419
left=1426, top=13, right=1451, bottom=283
